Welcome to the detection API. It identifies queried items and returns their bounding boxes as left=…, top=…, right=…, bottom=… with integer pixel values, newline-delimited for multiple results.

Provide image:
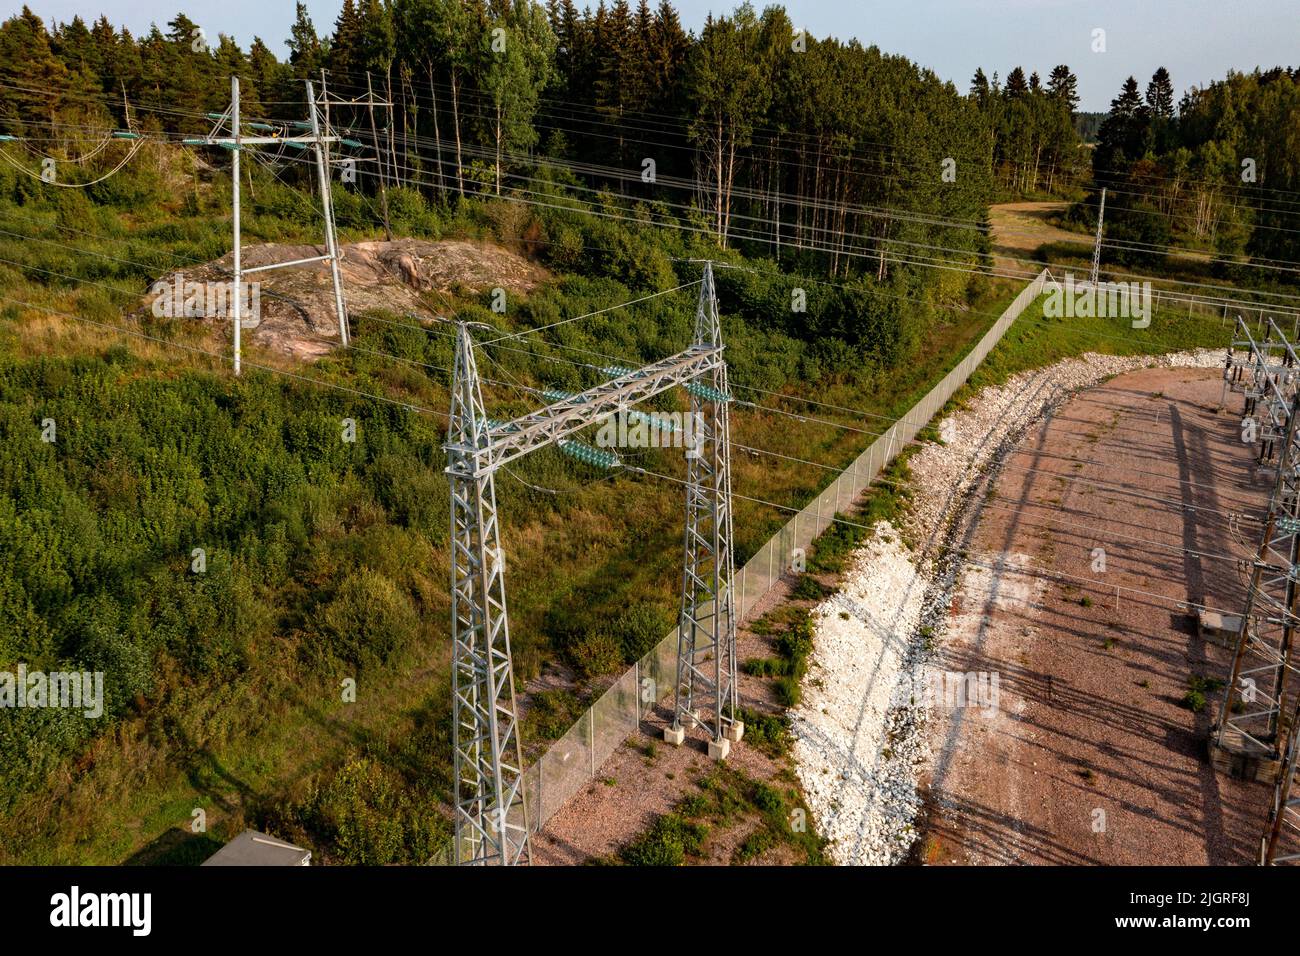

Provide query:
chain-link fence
left=508, top=270, right=1052, bottom=843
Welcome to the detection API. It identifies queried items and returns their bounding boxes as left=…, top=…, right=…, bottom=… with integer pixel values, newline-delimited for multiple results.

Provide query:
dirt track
left=925, top=366, right=1270, bottom=864
left=988, top=201, right=1087, bottom=273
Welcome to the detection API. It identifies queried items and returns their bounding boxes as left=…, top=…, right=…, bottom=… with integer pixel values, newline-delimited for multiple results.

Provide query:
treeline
left=1077, top=66, right=1300, bottom=269
left=0, top=1, right=1035, bottom=282
left=968, top=64, right=1086, bottom=196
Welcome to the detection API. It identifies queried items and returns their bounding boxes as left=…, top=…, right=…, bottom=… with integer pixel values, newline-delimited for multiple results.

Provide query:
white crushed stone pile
left=792, top=347, right=1227, bottom=865
left=790, top=523, right=927, bottom=865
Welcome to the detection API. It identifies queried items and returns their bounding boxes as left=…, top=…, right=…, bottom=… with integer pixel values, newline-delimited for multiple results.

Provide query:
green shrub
left=620, top=812, right=707, bottom=866
left=791, top=574, right=828, bottom=600
left=291, top=757, right=444, bottom=866
left=743, top=657, right=787, bottom=678
left=566, top=628, right=624, bottom=679
left=735, top=827, right=775, bottom=862
left=312, top=569, right=419, bottom=671
left=522, top=689, right=585, bottom=741
left=774, top=675, right=801, bottom=708
left=609, top=602, right=673, bottom=662
left=737, top=708, right=790, bottom=756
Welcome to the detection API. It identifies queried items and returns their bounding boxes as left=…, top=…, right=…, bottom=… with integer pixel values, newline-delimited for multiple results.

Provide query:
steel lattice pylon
left=669, top=264, right=741, bottom=755
left=189, top=77, right=351, bottom=375
left=443, top=264, right=736, bottom=863
left=1088, top=187, right=1106, bottom=288
left=1215, top=319, right=1300, bottom=863
left=1226, top=318, right=1300, bottom=463
left=1214, top=396, right=1300, bottom=761
left=446, top=322, right=531, bottom=866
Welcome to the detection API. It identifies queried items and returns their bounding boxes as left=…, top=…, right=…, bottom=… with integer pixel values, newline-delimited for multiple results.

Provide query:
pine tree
left=286, top=2, right=324, bottom=80
left=248, top=38, right=286, bottom=109
left=1095, top=75, right=1149, bottom=173
left=1047, top=65, right=1079, bottom=112
left=1146, top=66, right=1175, bottom=118
left=330, top=0, right=366, bottom=82
left=0, top=7, right=70, bottom=126
left=646, top=0, right=688, bottom=116
left=1005, top=66, right=1028, bottom=98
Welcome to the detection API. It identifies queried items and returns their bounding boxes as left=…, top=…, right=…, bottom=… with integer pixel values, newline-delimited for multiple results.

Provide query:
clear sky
left=8, top=0, right=1298, bottom=112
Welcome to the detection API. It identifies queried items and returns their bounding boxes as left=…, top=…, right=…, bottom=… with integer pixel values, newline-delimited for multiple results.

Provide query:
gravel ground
left=537, top=344, right=1253, bottom=866
left=925, top=362, right=1266, bottom=864
left=791, top=346, right=1253, bottom=865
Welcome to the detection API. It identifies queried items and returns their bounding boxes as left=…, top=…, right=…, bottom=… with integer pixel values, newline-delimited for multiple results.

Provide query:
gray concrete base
left=663, top=725, right=685, bottom=746
left=708, top=737, right=731, bottom=760
left=726, top=721, right=745, bottom=743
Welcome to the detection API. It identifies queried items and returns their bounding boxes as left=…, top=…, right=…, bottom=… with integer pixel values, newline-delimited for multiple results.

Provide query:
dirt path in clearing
left=988, top=201, right=1088, bottom=273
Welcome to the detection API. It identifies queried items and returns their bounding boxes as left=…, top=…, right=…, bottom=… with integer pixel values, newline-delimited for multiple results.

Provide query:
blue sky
left=8, top=0, right=1298, bottom=111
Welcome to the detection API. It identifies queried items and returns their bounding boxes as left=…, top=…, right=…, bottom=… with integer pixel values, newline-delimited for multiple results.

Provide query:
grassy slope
left=0, top=178, right=1029, bottom=863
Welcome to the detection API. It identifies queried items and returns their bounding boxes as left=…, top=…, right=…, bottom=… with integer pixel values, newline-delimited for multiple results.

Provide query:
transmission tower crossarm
left=453, top=345, right=724, bottom=473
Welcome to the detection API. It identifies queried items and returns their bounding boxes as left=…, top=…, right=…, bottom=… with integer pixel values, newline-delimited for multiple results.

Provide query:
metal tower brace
left=1088, top=187, right=1106, bottom=288
left=1263, top=693, right=1300, bottom=863
left=1223, top=317, right=1298, bottom=460
left=443, top=271, right=732, bottom=864
left=447, top=323, right=530, bottom=866
left=1215, top=388, right=1300, bottom=763
left=1258, top=322, right=1300, bottom=460
left=304, top=80, right=350, bottom=347
left=669, top=263, right=741, bottom=754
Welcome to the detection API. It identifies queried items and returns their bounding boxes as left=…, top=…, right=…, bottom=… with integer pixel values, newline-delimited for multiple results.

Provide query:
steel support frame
left=443, top=264, right=738, bottom=865
left=1217, top=322, right=1300, bottom=864
left=1263, top=697, right=1300, bottom=863
left=671, top=263, right=738, bottom=745
left=447, top=324, right=530, bottom=866
left=467, top=347, right=723, bottom=470
left=197, top=76, right=351, bottom=373
left=1216, top=387, right=1300, bottom=758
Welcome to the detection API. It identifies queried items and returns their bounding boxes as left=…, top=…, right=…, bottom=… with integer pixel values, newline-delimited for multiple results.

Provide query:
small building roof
left=202, top=830, right=311, bottom=867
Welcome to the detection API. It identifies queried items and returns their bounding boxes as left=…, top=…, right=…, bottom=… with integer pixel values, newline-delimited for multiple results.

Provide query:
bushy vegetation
left=0, top=148, right=1022, bottom=861
left=1181, top=673, right=1227, bottom=714
left=744, top=605, right=814, bottom=708
left=619, top=762, right=825, bottom=865
left=619, top=810, right=708, bottom=866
